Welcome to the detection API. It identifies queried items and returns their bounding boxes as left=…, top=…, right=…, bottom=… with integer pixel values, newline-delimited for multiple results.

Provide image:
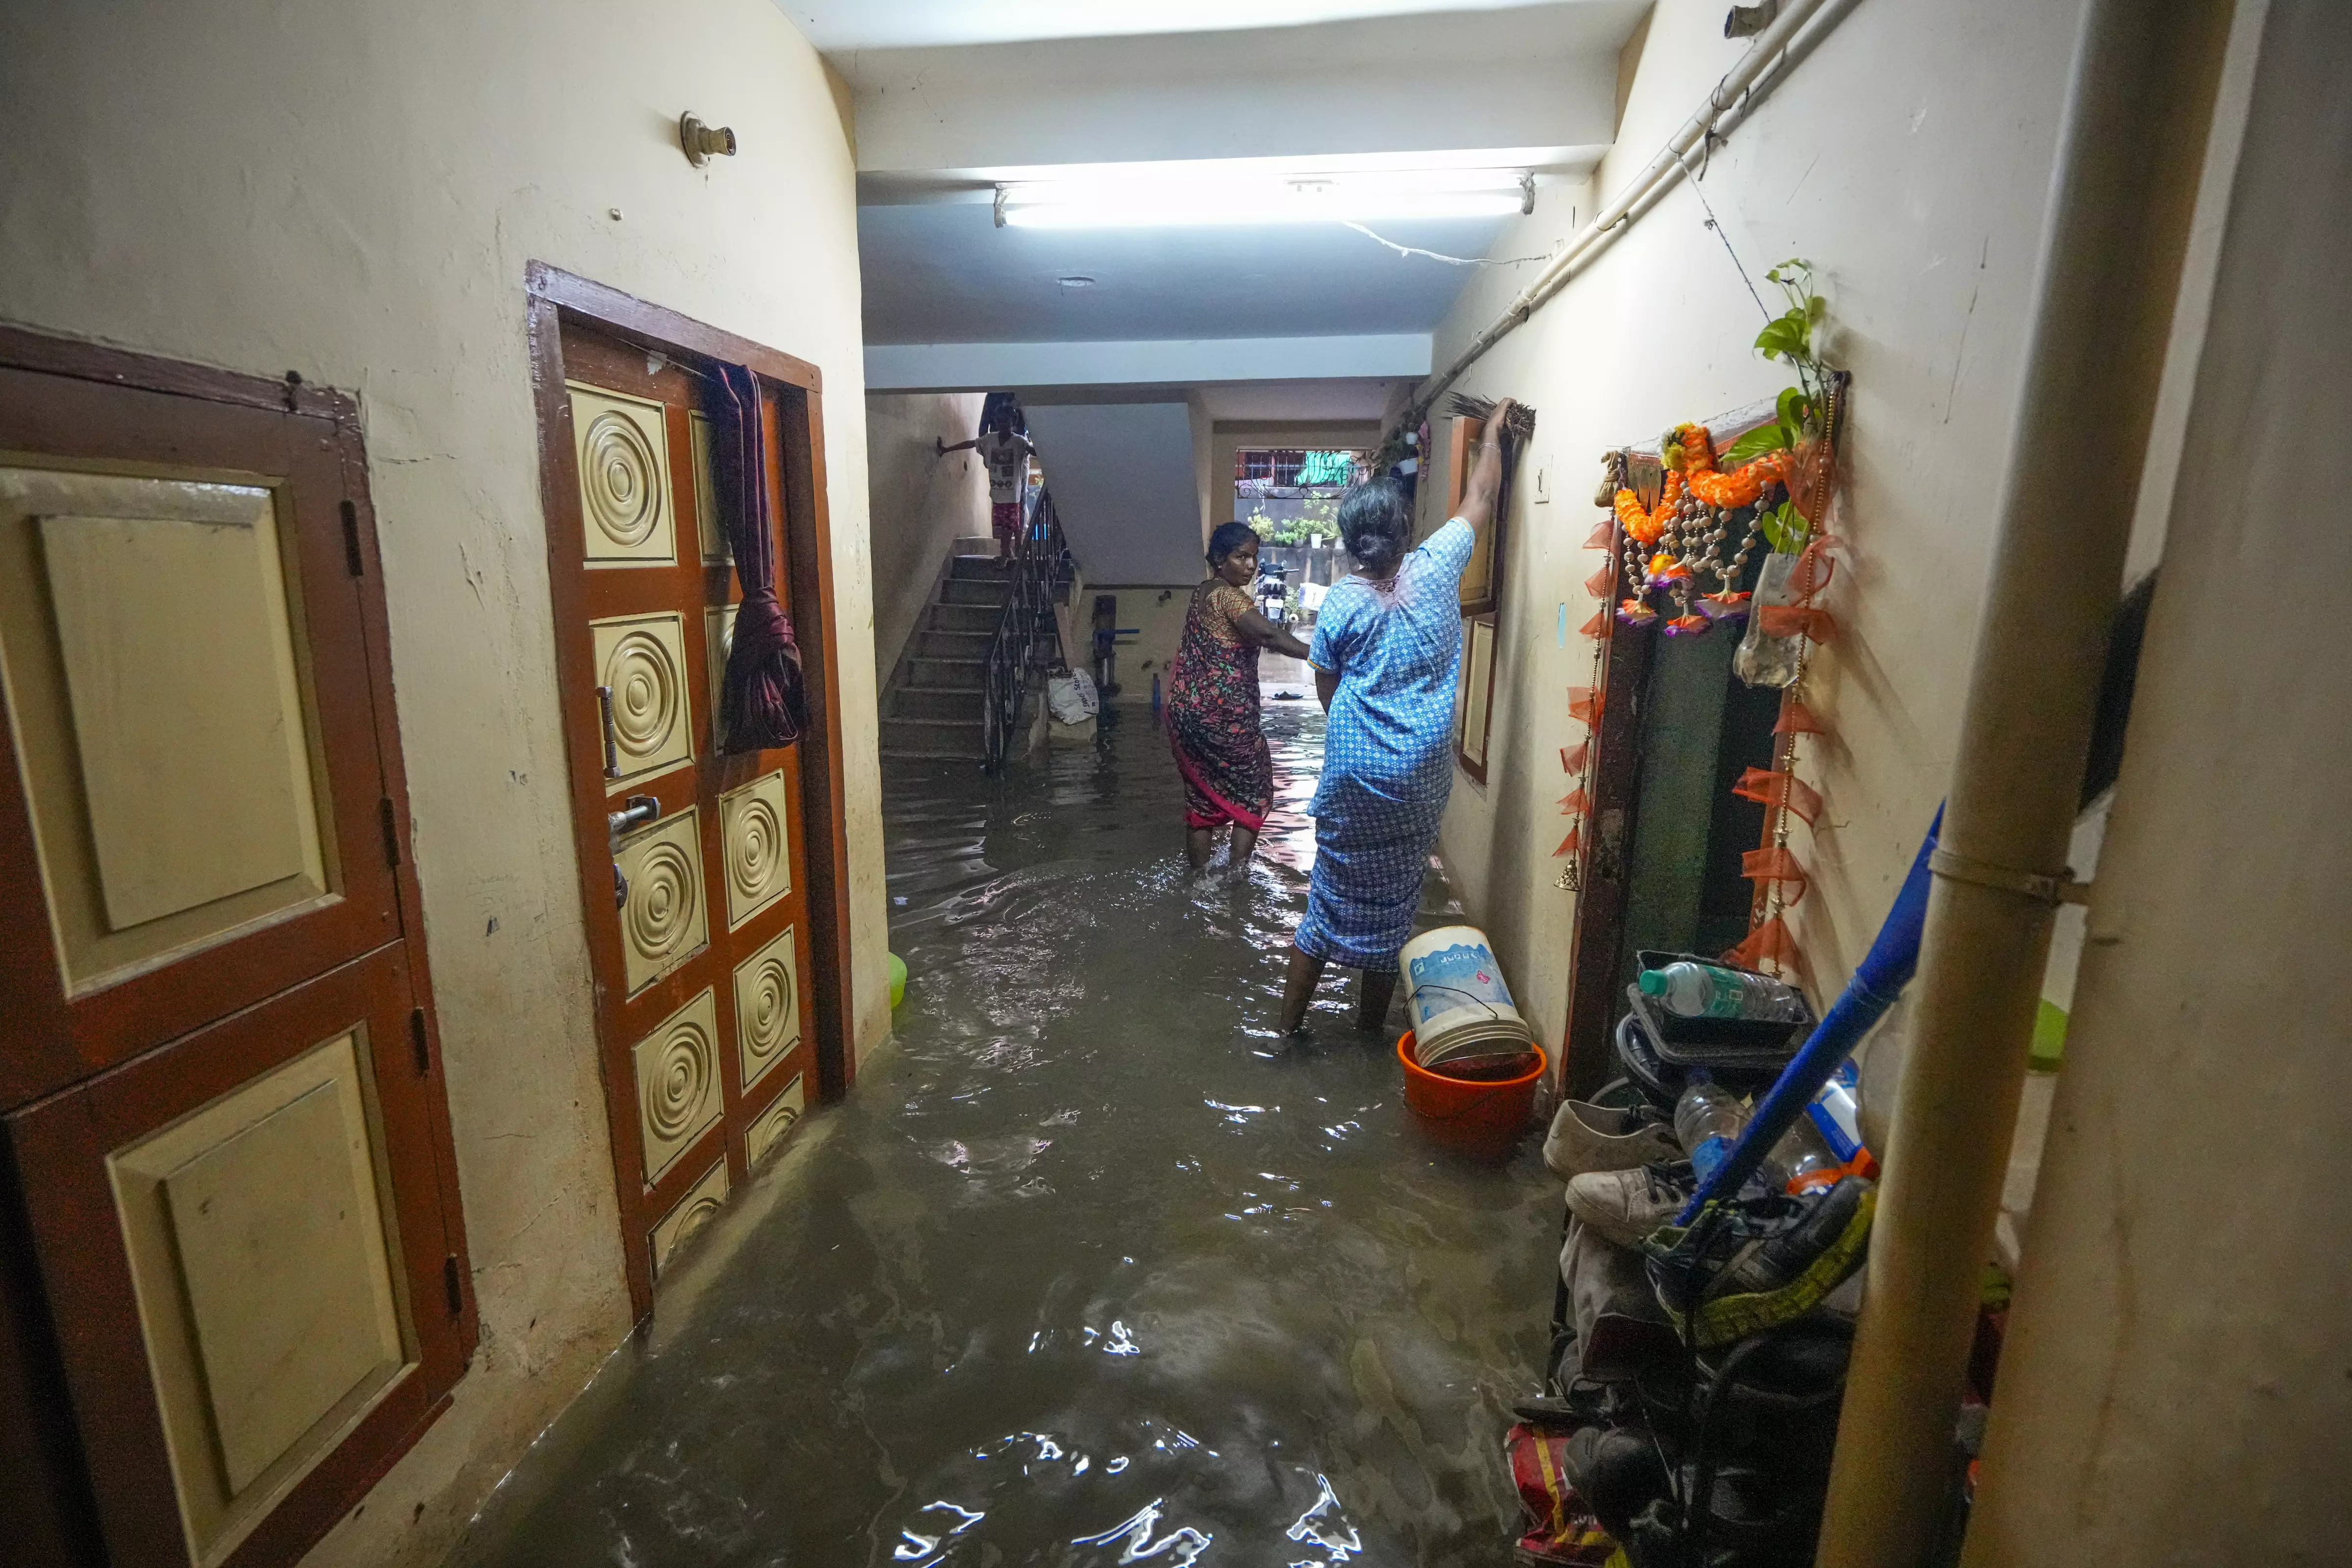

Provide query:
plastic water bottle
left=1673, top=1071, right=1749, bottom=1184
left=1638, top=961, right=1809, bottom=1024
left=1773, top=1114, right=1842, bottom=1194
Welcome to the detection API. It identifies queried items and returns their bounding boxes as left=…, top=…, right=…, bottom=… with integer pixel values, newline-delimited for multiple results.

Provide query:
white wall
left=0, top=2, right=884, bottom=1564
left=866, top=392, right=990, bottom=683
left=1424, top=0, right=2093, bottom=1054
left=1965, top=3, right=2352, bottom=1560
left=1026, top=402, right=1208, bottom=584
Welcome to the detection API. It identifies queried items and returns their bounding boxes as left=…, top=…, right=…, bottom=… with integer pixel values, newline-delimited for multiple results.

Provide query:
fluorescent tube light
left=994, top=170, right=1532, bottom=229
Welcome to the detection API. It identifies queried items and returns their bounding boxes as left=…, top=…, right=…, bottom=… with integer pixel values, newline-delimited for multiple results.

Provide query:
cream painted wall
left=867, top=392, right=990, bottom=685
left=0, top=2, right=885, bottom=1564
left=1423, top=0, right=2097, bottom=1055
left=1089, top=584, right=1197, bottom=708
left=1963, top=4, right=2352, bottom=1559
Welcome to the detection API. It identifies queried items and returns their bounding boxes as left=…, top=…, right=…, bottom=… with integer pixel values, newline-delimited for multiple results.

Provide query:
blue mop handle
left=1673, top=807, right=1943, bottom=1224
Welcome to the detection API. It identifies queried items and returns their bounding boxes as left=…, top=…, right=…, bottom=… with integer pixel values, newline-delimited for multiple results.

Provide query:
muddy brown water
left=451, top=702, right=1557, bottom=1567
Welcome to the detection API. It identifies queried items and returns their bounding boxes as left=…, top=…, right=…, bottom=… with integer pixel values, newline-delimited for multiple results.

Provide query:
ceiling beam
left=865, top=334, right=1434, bottom=392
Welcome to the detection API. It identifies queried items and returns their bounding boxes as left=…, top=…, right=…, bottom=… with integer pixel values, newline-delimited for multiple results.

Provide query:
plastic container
left=887, top=952, right=908, bottom=1010
left=1674, top=1069, right=1750, bottom=1182
left=1400, top=925, right=1535, bottom=1073
left=1640, top=960, right=1809, bottom=1024
left=1396, top=1031, right=1547, bottom=1160
left=1626, top=949, right=1812, bottom=1062
left=1734, top=550, right=1808, bottom=688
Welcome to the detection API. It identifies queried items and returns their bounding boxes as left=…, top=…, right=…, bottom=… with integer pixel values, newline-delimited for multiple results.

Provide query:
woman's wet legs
left=1278, top=943, right=1324, bottom=1033
left=1229, top=825, right=1259, bottom=866
left=1356, top=969, right=1398, bottom=1032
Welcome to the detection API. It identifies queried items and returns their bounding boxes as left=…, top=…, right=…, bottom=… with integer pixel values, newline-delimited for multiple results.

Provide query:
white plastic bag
left=1047, top=668, right=1099, bottom=724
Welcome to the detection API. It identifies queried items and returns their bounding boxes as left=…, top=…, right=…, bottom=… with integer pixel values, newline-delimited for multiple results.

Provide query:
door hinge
left=339, top=499, right=366, bottom=577
left=379, top=797, right=402, bottom=868
left=410, top=1007, right=432, bottom=1076
left=443, top=1254, right=465, bottom=1319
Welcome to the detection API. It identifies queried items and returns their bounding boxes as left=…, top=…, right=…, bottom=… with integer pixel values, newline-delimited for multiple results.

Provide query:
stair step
left=929, top=602, right=1000, bottom=633
left=892, top=687, right=984, bottom=721
left=881, top=716, right=985, bottom=760
left=948, top=553, right=1005, bottom=579
left=904, top=658, right=986, bottom=689
left=943, top=579, right=1011, bottom=606
left=918, top=629, right=993, bottom=657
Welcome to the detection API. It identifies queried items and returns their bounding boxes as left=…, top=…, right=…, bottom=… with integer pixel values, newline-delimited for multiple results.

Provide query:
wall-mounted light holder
left=680, top=112, right=738, bottom=167
left=1520, top=172, right=1537, bottom=216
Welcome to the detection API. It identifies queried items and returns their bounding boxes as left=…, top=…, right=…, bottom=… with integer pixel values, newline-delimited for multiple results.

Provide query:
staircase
left=880, top=545, right=1004, bottom=760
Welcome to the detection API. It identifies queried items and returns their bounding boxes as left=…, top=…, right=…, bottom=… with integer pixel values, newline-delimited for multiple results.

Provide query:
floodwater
left=451, top=699, right=1557, bottom=1568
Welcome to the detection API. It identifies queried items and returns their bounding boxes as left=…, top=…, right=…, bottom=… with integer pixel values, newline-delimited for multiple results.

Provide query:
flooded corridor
left=453, top=703, right=1557, bottom=1567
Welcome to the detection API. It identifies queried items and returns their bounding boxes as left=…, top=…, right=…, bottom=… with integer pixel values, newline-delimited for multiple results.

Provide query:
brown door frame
left=522, top=263, right=856, bottom=1321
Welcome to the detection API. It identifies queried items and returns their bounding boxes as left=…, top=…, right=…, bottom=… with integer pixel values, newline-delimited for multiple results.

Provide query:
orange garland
left=1613, top=469, right=1683, bottom=546
left=1674, top=422, right=1793, bottom=510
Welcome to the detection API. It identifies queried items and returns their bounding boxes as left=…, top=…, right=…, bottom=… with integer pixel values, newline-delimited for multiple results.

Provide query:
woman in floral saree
left=1167, top=522, right=1312, bottom=869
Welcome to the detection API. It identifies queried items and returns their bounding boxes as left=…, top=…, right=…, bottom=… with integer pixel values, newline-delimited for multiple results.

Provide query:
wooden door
left=530, top=279, right=840, bottom=1322
left=0, top=329, right=472, bottom=1568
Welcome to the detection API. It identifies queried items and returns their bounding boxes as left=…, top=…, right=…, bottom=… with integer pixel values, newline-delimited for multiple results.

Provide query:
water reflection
left=451, top=705, right=1555, bottom=1567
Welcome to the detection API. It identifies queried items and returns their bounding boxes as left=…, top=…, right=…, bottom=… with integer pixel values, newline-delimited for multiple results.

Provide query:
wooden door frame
left=522, top=263, right=856, bottom=1322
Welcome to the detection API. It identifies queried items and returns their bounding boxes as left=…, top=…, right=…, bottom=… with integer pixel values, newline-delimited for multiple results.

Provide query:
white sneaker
left=1565, top=1164, right=1695, bottom=1250
left=1542, top=1100, right=1680, bottom=1183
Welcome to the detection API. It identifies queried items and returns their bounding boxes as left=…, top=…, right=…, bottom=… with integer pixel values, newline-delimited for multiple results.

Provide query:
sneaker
left=1643, top=1176, right=1877, bottom=1349
left=1566, top=1161, right=1694, bottom=1250
left=1543, top=1099, right=1680, bottom=1182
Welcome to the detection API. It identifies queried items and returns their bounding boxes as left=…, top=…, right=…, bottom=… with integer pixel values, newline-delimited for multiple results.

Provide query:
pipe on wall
left=1813, top=1, right=2237, bottom=1563
left=1405, top=0, right=1847, bottom=424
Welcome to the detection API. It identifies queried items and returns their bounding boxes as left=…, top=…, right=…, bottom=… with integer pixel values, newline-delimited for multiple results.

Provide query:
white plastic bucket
left=1400, top=925, right=1532, bottom=1069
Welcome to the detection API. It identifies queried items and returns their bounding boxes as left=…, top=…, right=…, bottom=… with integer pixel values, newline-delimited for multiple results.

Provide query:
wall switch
left=1534, top=464, right=1551, bottom=503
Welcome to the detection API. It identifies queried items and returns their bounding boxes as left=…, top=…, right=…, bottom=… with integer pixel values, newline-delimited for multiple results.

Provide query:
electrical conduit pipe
left=1409, top=0, right=1845, bottom=423
left=1814, top=1, right=2237, bottom=1564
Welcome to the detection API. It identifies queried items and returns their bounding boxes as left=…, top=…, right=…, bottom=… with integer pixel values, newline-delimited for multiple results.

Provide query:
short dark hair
left=1337, top=478, right=1412, bottom=574
left=1207, top=521, right=1259, bottom=566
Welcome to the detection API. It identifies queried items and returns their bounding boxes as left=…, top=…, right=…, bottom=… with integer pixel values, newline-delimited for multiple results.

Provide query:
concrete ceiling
left=845, top=2, right=1640, bottom=393
left=859, top=204, right=1527, bottom=345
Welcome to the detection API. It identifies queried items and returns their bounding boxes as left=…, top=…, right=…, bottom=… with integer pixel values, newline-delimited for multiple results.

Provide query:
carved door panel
left=0, top=332, right=471, bottom=1568
left=546, top=323, right=812, bottom=1319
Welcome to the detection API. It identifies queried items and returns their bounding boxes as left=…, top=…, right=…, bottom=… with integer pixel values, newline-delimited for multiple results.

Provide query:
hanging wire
left=1342, top=220, right=1557, bottom=268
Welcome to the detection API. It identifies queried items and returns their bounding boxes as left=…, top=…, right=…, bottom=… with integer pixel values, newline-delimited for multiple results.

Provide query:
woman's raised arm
left=1454, top=397, right=1517, bottom=534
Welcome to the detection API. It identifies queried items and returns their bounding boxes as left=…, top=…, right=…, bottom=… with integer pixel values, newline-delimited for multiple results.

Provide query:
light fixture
left=1056, top=274, right=1097, bottom=289
left=992, top=169, right=1533, bottom=229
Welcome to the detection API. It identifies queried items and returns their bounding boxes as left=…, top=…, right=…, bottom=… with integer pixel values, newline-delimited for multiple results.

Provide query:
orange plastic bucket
left=1396, top=1031, right=1548, bottom=1158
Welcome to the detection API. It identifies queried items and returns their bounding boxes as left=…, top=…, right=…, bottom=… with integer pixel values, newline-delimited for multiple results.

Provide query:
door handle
left=607, top=794, right=659, bottom=908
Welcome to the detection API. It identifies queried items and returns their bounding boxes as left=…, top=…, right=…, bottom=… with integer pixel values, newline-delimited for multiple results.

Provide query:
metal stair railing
left=980, top=484, right=1073, bottom=772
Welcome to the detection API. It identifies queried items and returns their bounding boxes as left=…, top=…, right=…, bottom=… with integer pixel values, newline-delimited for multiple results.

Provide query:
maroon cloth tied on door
left=716, top=364, right=807, bottom=751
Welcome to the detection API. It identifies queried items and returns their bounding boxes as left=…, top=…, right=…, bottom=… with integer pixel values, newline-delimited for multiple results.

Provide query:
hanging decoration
left=1554, top=450, right=1625, bottom=889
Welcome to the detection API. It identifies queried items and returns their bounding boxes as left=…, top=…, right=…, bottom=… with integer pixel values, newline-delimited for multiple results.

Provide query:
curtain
left=715, top=364, right=807, bottom=752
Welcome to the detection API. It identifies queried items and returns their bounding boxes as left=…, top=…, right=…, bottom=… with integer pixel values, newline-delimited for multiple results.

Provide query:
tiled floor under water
left=452, top=700, right=1557, bottom=1566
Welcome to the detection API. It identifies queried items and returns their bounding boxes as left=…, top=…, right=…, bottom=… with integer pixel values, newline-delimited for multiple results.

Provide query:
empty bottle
left=1773, top=1114, right=1842, bottom=1194
left=1673, top=1070, right=1750, bottom=1184
left=1638, top=960, right=1809, bottom=1024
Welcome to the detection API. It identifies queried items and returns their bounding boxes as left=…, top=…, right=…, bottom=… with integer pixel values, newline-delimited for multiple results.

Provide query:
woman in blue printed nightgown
left=1277, top=401, right=1514, bottom=1033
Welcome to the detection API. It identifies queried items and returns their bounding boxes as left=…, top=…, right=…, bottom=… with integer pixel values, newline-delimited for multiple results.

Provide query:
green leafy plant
left=1726, top=260, right=1833, bottom=551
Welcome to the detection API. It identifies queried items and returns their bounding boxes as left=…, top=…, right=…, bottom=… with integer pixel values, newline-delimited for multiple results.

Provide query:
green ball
left=887, top=951, right=908, bottom=1010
